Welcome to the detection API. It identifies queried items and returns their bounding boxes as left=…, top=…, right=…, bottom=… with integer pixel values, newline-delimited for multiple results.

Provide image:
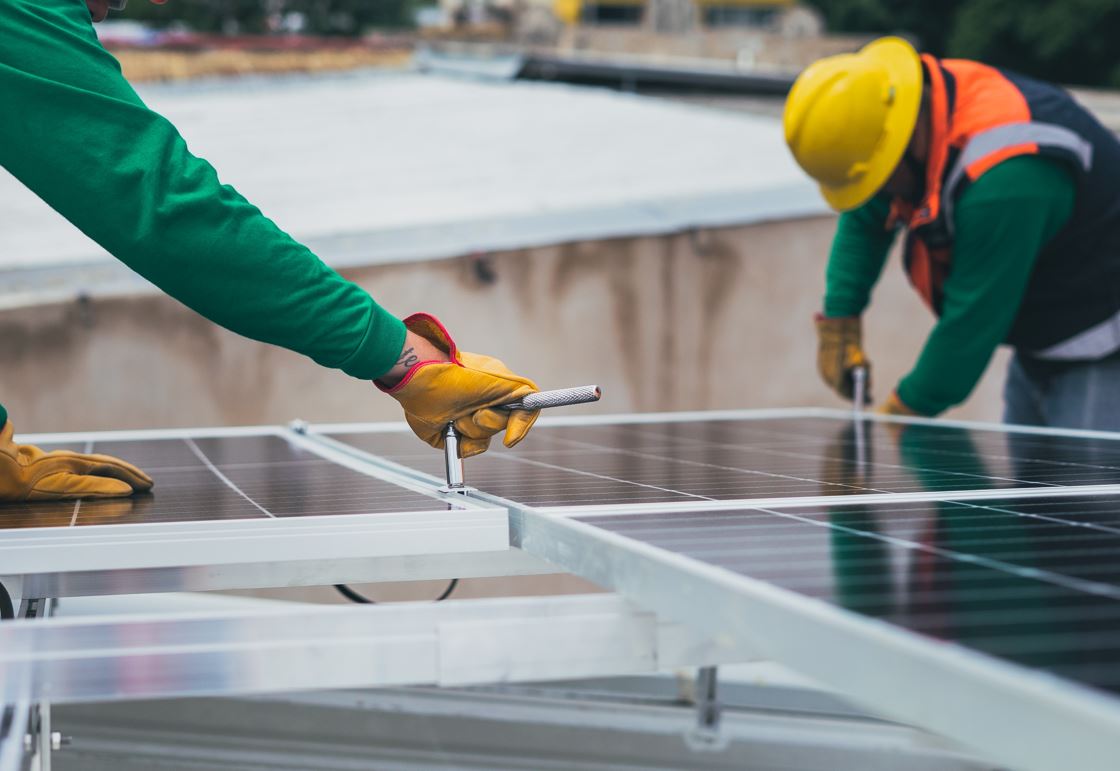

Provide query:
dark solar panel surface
left=6, top=416, right=1120, bottom=704
left=333, top=416, right=1120, bottom=507
left=0, top=435, right=445, bottom=530
left=581, top=494, right=1120, bottom=695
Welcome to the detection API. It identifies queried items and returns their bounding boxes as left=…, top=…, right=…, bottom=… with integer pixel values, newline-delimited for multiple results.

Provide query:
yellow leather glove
left=815, top=314, right=871, bottom=403
left=876, top=392, right=919, bottom=417
left=379, top=314, right=541, bottom=458
left=0, top=421, right=153, bottom=502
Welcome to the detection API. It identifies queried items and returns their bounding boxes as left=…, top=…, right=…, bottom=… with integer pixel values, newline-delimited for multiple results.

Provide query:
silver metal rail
left=0, top=595, right=754, bottom=706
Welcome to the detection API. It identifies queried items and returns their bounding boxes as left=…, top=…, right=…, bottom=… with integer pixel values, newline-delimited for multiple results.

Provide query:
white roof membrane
left=0, top=71, right=824, bottom=281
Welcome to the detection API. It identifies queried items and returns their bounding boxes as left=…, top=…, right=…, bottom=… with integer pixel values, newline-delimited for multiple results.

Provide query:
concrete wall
left=0, top=214, right=1007, bottom=434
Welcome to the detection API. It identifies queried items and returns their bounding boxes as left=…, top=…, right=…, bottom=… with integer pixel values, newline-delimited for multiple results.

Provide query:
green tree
left=121, top=0, right=419, bottom=36
left=807, top=0, right=966, bottom=54
left=122, top=0, right=269, bottom=33
left=948, top=0, right=1120, bottom=87
left=806, top=0, right=1120, bottom=87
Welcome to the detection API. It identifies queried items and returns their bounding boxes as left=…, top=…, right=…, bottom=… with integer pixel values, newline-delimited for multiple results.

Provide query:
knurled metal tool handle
left=501, top=385, right=601, bottom=411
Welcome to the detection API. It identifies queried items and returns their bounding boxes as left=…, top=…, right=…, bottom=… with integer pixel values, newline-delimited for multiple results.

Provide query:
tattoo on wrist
left=397, top=347, right=419, bottom=370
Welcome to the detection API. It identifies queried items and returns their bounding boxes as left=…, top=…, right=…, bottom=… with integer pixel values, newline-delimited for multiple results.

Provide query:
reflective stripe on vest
left=942, top=122, right=1094, bottom=235
left=898, top=58, right=1120, bottom=359
left=1033, top=308, right=1120, bottom=359
left=939, top=120, right=1109, bottom=359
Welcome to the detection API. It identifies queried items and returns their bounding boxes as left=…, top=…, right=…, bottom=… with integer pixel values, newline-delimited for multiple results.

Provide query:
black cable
left=333, top=583, right=373, bottom=604
left=435, top=578, right=459, bottom=601
left=0, top=581, right=13, bottom=621
left=334, top=578, right=459, bottom=605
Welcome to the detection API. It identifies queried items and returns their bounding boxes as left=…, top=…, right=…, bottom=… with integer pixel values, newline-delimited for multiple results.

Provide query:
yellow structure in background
left=554, top=0, right=582, bottom=24
left=553, top=0, right=796, bottom=26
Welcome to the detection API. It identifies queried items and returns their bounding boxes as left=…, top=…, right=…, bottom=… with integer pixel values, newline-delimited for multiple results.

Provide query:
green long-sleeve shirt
left=0, top=0, right=406, bottom=428
left=823, top=155, right=1076, bottom=416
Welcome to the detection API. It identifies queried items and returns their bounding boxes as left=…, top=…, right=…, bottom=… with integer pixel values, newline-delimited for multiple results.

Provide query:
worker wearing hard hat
left=784, top=37, right=1120, bottom=429
left=0, top=0, right=539, bottom=502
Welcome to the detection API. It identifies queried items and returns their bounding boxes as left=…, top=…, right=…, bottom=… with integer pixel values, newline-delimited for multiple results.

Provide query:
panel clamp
left=441, top=385, right=601, bottom=495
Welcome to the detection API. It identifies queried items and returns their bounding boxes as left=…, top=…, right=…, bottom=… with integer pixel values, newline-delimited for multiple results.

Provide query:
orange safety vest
left=891, top=55, right=1120, bottom=360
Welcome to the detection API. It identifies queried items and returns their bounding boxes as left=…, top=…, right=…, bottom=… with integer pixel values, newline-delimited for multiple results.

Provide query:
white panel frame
left=534, top=483, right=1120, bottom=517
left=0, top=508, right=506, bottom=575
left=0, top=594, right=758, bottom=705
left=13, top=548, right=558, bottom=600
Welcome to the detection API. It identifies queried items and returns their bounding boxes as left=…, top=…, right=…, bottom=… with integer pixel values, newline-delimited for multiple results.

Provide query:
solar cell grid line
left=484, top=452, right=718, bottom=502
left=67, top=439, right=94, bottom=528
left=184, top=436, right=275, bottom=519
left=617, top=418, right=1120, bottom=490
left=588, top=495, right=1120, bottom=556
left=491, top=433, right=894, bottom=499
left=751, top=506, right=1120, bottom=600
left=593, top=421, right=1054, bottom=490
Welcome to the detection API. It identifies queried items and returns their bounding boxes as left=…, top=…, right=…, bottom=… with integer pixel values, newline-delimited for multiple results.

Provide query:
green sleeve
left=0, top=0, right=405, bottom=381
left=0, top=405, right=6, bottom=429
left=896, top=156, right=1075, bottom=415
left=823, top=195, right=896, bottom=317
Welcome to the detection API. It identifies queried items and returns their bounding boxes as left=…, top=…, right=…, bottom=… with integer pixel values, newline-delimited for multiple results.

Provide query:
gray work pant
left=1003, top=350, right=1120, bottom=431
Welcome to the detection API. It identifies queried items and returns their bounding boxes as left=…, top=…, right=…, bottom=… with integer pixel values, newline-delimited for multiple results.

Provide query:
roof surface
left=0, top=70, right=825, bottom=295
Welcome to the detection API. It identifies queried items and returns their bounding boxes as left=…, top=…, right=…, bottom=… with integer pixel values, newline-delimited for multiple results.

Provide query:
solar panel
left=0, top=429, right=509, bottom=579
left=329, top=414, right=1120, bottom=508
left=578, top=494, right=1120, bottom=695
left=0, top=434, right=444, bottom=530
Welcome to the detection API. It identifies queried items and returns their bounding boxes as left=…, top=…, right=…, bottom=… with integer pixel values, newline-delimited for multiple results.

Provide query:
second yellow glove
left=815, top=314, right=871, bottom=403
left=876, top=392, right=919, bottom=417
left=0, top=420, right=153, bottom=502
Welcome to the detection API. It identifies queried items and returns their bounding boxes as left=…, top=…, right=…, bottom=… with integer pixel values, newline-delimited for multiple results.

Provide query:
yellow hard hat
left=783, top=37, right=923, bottom=212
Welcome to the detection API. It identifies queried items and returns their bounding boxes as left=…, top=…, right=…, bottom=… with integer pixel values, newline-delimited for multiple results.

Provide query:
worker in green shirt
left=784, top=37, right=1120, bottom=428
left=0, top=0, right=540, bottom=502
